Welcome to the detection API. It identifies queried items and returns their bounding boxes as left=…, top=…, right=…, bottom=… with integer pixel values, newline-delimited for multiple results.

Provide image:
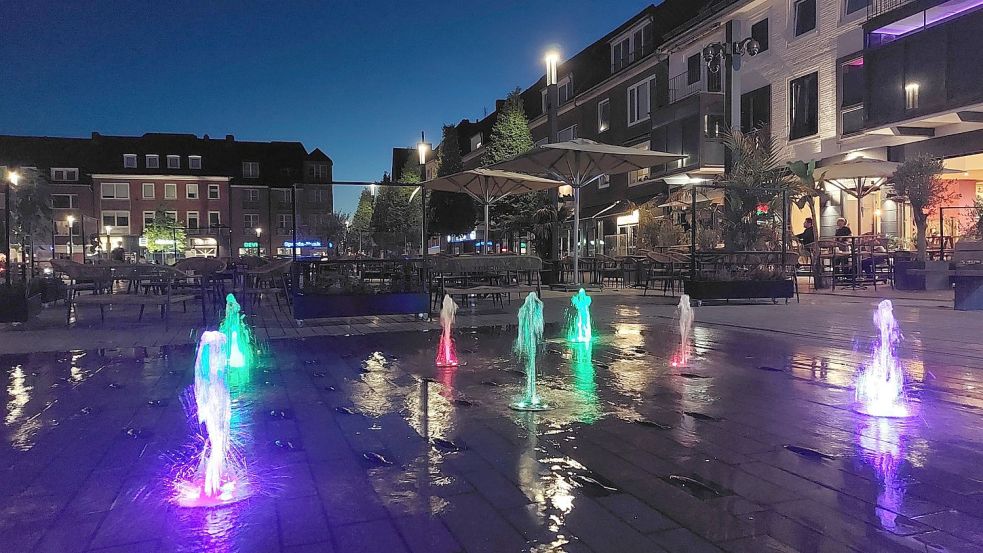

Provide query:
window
left=244, top=213, right=259, bottom=230
left=123, top=154, right=137, bottom=168
left=208, top=184, right=220, bottom=200
left=687, top=54, right=702, bottom=85
left=245, top=189, right=259, bottom=202
left=142, top=183, right=155, bottom=199
left=50, top=168, right=78, bottom=182
left=189, top=156, right=202, bottom=169
left=905, top=83, right=920, bottom=110
left=186, top=183, right=199, bottom=199
left=841, top=57, right=865, bottom=135
left=274, top=189, right=291, bottom=204
left=557, top=125, right=578, bottom=142
left=598, top=174, right=610, bottom=189
left=187, top=211, right=199, bottom=229
left=794, top=0, right=817, bottom=36
left=164, top=183, right=177, bottom=199
left=977, top=183, right=983, bottom=200
left=628, top=143, right=651, bottom=185
left=597, top=99, right=610, bottom=133
left=310, top=189, right=329, bottom=203
left=167, top=155, right=180, bottom=169
left=52, top=194, right=78, bottom=209
left=101, top=182, right=129, bottom=199
left=243, top=162, right=260, bottom=178
left=146, top=154, right=159, bottom=169
left=751, top=19, right=769, bottom=53
left=789, top=72, right=819, bottom=139
left=612, top=37, right=631, bottom=71
left=845, top=0, right=868, bottom=15
left=470, top=133, right=482, bottom=151
left=741, top=85, right=771, bottom=133
left=102, top=210, right=130, bottom=230
left=165, top=210, right=178, bottom=223
left=557, top=75, right=573, bottom=104
left=610, top=22, right=651, bottom=72
left=277, top=213, right=293, bottom=231
left=705, top=114, right=726, bottom=138
left=312, top=164, right=329, bottom=179
left=627, top=79, right=651, bottom=126
left=208, top=211, right=221, bottom=228
left=143, top=211, right=156, bottom=229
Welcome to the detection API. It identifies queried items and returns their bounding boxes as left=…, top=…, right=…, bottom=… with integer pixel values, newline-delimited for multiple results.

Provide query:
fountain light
left=855, top=300, right=912, bottom=418
left=672, top=294, right=694, bottom=367
left=566, top=288, right=593, bottom=344
left=435, top=294, right=459, bottom=367
left=511, top=292, right=550, bottom=411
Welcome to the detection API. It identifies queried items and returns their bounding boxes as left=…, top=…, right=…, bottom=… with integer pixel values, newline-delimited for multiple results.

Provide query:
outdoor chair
left=642, top=252, right=678, bottom=296
left=67, top=264, right=202, bottom=329
left=50, top=259, right=112, bottom=302
left=241, top=259, right=293, bottom=312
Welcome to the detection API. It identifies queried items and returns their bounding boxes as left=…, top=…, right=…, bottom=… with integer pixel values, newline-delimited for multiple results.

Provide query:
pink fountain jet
left=435, top=295, right=459, bottom=367
left=855, top=300, right=912, bottom=418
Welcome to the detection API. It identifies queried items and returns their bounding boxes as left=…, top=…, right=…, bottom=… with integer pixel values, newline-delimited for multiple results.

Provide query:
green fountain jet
left=219, top=294, right=254, bottom=387
left=511, top=292, right=550, bottom=411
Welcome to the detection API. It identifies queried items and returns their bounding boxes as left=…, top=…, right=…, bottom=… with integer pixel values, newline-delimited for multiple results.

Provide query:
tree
left=144, top=208, right=186, bottom=254
left=718, top=130, right=790, bottom=251
left=370, top=173, right=421, bottom=255
left=400, top=156, right=422, bottom=184
left=483, top=88, right=539, bottom=244
left=429, top=124, right=477, bottom=235
left=350, top=188, right=375, bottom=254
left=9, top=168, right=52, bottom=274
left=892, top=156, right=954, bottom=262
left=788, top=159, right=830, bottom=287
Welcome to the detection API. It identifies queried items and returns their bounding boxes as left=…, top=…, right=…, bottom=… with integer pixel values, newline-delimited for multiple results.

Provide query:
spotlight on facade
left=544, top=50, right=561, bottom=86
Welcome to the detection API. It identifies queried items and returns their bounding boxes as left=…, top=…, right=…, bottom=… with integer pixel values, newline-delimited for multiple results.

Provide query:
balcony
left=867, top=0, right=917, bottom=19
left=667, top=68, right=722, bottom=105
left=864, top=5, right=983, bottom=135
left=650, top=91, right=725, bottom=179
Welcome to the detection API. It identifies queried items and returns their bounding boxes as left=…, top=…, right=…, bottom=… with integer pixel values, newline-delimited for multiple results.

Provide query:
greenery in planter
left=891, top=156, right=955, bottom=261
left=717, top=130, right=790, bottom=251
left=532, top=201, right=569, bottom=260
left=638, top=202, right=687, bottom=249
left=787, top=159, right=829, bottom=241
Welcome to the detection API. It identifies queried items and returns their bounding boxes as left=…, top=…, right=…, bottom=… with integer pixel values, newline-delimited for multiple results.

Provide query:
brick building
left=0, top=132, right=333, bottom=261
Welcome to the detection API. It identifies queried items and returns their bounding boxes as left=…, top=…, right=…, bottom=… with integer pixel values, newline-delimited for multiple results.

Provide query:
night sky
left=1, top=1, right=654, bottom=213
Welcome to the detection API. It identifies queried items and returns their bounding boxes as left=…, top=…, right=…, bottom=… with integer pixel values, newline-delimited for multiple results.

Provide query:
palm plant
left=787, top=159, right=829, bottom=241
left=532, top=199, right=570, bottom=260
left=717, top=130, right=790, bottom=251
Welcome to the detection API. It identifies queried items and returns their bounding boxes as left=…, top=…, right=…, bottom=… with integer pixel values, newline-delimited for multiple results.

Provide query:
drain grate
left=677, top=373, right=709, bottom=379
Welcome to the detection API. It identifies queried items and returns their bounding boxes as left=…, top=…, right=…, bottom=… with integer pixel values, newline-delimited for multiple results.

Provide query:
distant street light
left=67, top=215, right=75, bottom=260
left=3, top=170, right=20, bottom=285
left=105, top=225, right=113, bottom=259
left=417, top=133, right=430, bottom=257
left=255, top=227, right=262, bottom=257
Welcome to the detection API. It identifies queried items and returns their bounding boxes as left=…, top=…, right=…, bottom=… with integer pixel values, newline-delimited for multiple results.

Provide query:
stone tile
left=596, top=493, right=679, bottom=534
left=278, top=495, right=331, bottom=547
left=34, top=514, right=102, bottom=553
left=914, top=509, right=983, bottom=545
left=651, top=527, right=724, bottom=553
left=439, top=493, right=527, bottom=553
left=333, top=519, right=408, bottom=553
left=392, top=515, right=462, bottom=553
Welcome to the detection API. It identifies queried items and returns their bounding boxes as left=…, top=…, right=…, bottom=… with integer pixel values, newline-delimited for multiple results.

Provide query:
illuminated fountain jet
left=671, top=294, right=694, bottom=367
left=435, top=295, right=459, bottom=367
left=566, top=289, right=593, bottom=344
left=511, top=293, right=549, bottom=411
left=219, top=294, right=254, bottom=387
left=855, top=300, right=911, bottom=418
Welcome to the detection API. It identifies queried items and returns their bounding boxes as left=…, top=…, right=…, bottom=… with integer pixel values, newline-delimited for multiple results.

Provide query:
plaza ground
left=1, top=285, right=981, bottom=552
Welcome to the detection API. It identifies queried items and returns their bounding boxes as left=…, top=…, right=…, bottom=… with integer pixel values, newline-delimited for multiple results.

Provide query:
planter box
left=924, top=260, right=951, bottom=291
left=684, top=279, right=794, bottom=302
left=292, top=292, right=429, bottom=319
left=0, top=293, right=42, bottom=323
left=893, top=260, right=925, bottom=290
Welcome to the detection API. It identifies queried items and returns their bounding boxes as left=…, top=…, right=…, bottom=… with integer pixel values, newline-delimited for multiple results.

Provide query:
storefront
left=276, top=240, right=331, bottom=258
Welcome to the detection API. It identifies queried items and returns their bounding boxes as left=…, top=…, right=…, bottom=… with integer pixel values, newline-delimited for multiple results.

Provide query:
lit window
left=123, top=154, right=137, bottom=168
left=142, top=183, right=155, bottom=199
left=146, top=154, right=159, bottom=168
left=186, top=183, right=199, bottom=199
left=167, top=155, right=180, bottom=169
left=905, top=83, right=920, bottom=110
left=628, top=143, right=651, bottom=185
left=208, top=184, right=220, bottom=199
left=243, top=162, right=260, bottom=178
left=189, top=156, right=202, bottom=169
left=597, top=99, right=610, bottom=133
left=164, top=183, right=177, bottom=199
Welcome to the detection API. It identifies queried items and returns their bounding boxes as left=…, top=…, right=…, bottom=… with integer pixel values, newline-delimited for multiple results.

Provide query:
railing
left=867, top=0, right=915, bottom=19
left=667, top=68, right=722, bottom=105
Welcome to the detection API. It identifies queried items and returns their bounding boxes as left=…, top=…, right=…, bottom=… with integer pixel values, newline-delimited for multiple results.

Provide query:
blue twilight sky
left=0, top=0, right=655, bottom=214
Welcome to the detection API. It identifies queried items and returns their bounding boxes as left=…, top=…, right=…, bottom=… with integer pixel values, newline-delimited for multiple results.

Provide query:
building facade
left=0, top=132, right=333, bottom=262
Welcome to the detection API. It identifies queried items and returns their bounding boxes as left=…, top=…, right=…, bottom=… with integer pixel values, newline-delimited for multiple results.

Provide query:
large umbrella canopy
left=421, top=168, right=564, bottom=252
left=492, top=139, right=684, bottom=283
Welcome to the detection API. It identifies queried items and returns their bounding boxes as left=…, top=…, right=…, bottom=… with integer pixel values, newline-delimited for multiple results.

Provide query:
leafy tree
left=144, top=207, right=186, bottom=254
left=351, top=188, right=374, bottom=233
left=400, top=155, right=422, bottom=184
left=429, top=124, right=477, bottom=235
left=483, top=88, right=539, bottom=243
left=892, top=156, right=954, bottom=262
left=718, top=129, right=790, bottom=251
left=370, top=173, right=421, bottom=255
left=9, top=168, right=52, bottom=250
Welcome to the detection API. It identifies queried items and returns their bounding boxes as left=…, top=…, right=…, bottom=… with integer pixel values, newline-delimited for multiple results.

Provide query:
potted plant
left=891, top=156, right=956, bottom=290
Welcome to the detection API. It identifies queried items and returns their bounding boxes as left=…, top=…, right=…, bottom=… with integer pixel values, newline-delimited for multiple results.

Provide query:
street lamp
left=104, top=225, right=113, bottom=259
left=67, top=216, right=75, bottom=261
left=255, top=227, right=262, bottom=257
left=544, top=48, right=561, bottom=265
left=417, top=133, right=430, bottom=258
left=3, top=170, right=19, bottom=286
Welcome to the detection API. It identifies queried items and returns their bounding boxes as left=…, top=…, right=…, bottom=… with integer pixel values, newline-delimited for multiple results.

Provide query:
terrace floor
left=1, top=285, right=981, bottom=552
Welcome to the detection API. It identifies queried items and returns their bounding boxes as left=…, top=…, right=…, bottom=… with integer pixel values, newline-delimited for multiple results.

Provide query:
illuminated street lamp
left=67, top=215, right=76, bottom=260
left=105, top=225, right=113, bottom=259
left=417, top=133, right=430, bottom=257
left=544, top=48, right=561, bottom=266
left=255, top=227, right=262, bottom=257
left=3, top=170, right=19, bottom=286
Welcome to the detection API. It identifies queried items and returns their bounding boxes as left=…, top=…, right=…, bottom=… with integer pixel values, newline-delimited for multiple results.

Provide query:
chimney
left=91, top=132, right=101, bottom=139
left=225, top=134, right=235, bottom=142
left=495, top=99, right=505, bottom=113
left=203, top=134, right=210, bottom=140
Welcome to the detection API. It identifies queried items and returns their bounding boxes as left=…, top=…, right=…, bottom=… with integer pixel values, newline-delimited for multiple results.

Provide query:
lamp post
left=255, top=227, right=262, bottom=257
left=3, top=170, right=19, bottom=286
left=104, top=225, right=113, bottom=260
left=544, top=49, right=561, bottom=268
left=67, top=215, right=75, bottom=261
left=417, top=134, right=429, bottom=258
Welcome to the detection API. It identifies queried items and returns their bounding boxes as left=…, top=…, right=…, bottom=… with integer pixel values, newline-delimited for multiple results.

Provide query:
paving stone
left=334, top=519, right=408, bottom=553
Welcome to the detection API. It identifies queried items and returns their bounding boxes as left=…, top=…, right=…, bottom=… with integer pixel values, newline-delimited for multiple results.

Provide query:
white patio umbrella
left=422, top=168, right=564, bottom=253
left=492, top=139, right=684, bottom=284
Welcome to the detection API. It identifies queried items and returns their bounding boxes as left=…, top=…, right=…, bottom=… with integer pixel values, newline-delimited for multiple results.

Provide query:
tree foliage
left=9, top=168, right=52, bottom=247
left=400, top=155, right=422, bottom=184
left=483, top=88, right=539, bottom=238
left=143, top=207, right=186, bottom=253
left=892, top=156, right=954, bottom=261
left=429, top=124, right=477, bottom=235
left=717, top=130, right=790, bottom=251
left=351, top=188, right=374, bottom=233
left=370, top=173, right=422, bottom=255
left=787, top=159, right=829, bottom=241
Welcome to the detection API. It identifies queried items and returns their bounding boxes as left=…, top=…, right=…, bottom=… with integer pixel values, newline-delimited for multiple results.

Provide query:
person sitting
left=111, top=241, right=126, bottom=263
left=797, top=218, right=816, bottom=246
left=833, top=218, right=852, bottom=276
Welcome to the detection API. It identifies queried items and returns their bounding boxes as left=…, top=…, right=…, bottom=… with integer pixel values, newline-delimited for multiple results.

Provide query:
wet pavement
left=2, top=308, right=982, bottom=552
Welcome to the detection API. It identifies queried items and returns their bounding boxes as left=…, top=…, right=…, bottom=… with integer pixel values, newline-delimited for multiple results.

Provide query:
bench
left=431, top=255, right=542, bottom=309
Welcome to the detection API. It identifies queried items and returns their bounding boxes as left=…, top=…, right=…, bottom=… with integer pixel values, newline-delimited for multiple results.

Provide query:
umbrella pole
left=484, top=202, right=490, bottom=255
left=573, top=185, right=580, bottom=285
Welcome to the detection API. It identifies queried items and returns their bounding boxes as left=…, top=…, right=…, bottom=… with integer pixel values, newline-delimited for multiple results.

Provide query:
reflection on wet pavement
left=1, top=315, right=981, bottom=552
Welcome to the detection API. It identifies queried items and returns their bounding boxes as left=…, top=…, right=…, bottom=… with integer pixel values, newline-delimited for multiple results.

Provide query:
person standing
left=833, top=218, right=852, bottom=276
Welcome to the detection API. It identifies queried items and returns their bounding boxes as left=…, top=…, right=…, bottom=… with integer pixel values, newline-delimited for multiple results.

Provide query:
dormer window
left=50, top=168, right=78, bottom=182
left=123, top=154, right=137, bottom=168
left=189, top=155, right=202, bottom=169
left=541, top=74, right=573, bottom=112
left=167, top=155, right=180, bottom=169
left=470, top=133, right=482, bottom=151
left=611, top=20, right=652, bottom=72
left=146, top=154, right=159, bottom=168
left=243, top=161, right=260, bottom=178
